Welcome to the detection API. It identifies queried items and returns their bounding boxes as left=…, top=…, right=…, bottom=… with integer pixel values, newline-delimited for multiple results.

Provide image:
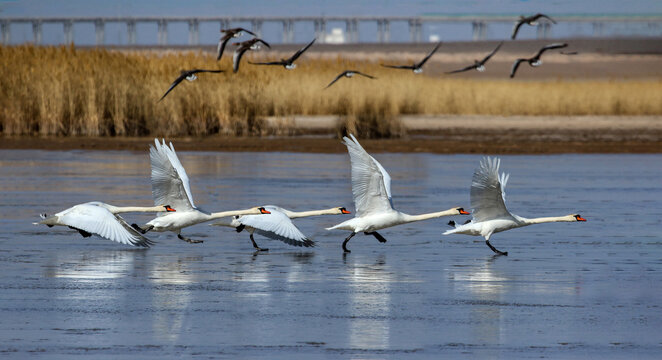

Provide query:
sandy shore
left=3, top=115, right=660, bottom=154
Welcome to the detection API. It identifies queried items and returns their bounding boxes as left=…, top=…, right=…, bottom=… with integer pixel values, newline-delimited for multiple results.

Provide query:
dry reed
left=1, top=45, right=661, bottom=138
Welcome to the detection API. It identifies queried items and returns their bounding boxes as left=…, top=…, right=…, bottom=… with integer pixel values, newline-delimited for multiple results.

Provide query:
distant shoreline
left=3, top=115, right=660, bottom=154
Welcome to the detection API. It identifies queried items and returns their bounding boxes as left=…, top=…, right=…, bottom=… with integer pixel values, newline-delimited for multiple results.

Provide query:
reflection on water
left=45, top=249, right=143, bottom=280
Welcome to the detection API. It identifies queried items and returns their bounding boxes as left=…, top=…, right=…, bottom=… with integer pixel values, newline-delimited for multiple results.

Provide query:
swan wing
left=238, top=207, right=314, bottom=247
left=342, top=134, right=393, bottom=217
left=470, top=157, right=512, bottom=222
left=58, top=204, right=154, bottom=247
left=150, top=139, right=196, bottom=211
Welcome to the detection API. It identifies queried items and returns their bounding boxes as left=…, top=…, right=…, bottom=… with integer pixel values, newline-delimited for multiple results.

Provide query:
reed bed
left=1, top=45, right=661, bottom=138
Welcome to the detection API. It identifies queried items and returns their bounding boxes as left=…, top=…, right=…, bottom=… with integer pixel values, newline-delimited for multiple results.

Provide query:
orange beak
left=341, top=208, right=351, bottom=214
left=165, top=206, right=176, bottom=212
left=458, top=208, right=470, bottom=215
left=576, top=216, right=587, bottom=221
left=259, top=208, right=271, bottom=214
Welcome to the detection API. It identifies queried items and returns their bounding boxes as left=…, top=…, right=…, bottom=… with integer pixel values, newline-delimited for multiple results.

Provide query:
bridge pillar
left=251, top=19, right=263, bottom=38
left=536, top=22, right=551, bottom=38
left=32, top=20, right=42, bottom=45
left=220, top=19, right=230, bottom=31
left=472, top=21, right=487, bottom=41
left=94, top=19, right=105, bottom=45
left=592, top=22, right=604, bottom=36
left=409, top=19, right=422, bottom=42
left=314, top=18, right=326, bottom=43
left=383, top=19, right=390, bottom=43
left=63, top=20, right=73, bottom=44
left=282, top=20, right=294, bottom=44
left=127, top=20, right=136, bottom=45
left=188, top=19, right=199, bottom=45
left=157, top=19, right=168, bottom=45
left=345, top=19, right=358, bottom=43
left=2, top=20, right=10, bottom=44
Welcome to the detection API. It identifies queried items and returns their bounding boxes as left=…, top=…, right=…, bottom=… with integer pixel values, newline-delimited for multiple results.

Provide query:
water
left=0, top=150, right=661, bottom=358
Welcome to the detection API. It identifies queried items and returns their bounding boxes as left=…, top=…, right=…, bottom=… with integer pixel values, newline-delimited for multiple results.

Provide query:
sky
left=1, top=0, right=661, bottom=44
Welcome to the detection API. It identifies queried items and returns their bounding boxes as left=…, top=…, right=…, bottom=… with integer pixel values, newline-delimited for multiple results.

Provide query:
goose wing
left=57, top=203, right=154, bottom=247
left=470, top=157, right=512, bottom=222
left=445, top=64, right=477, bottom=74
left=342, top=134, right=393, bottom=217
left=481, top=41, right=503, bottom=64
left=416, top=41, right=442, bottom=67
left=534, top=13, right=557, bottom=24
left=510, top=58, right=526, bottom=78
left=511, top=20, right=525, bottom=40
left=535, top=43, right=567, bottom=58
left=325, top=72, right=347, bottom=89
left=353, top=71, right=376, bottom=79
left=289, top=38, right=315, bottom=62
left=238, top=206, right=314, bottom=247
left=150, top=139, right=196, bottom=211
left=248, top=60, right=286, bottom=66
left=158, top=72, right=189, bottom=102
left=381, top=64, right=415, bottom=70
left=233, top=46, right=250, bottom=73
left=217, top=36, right=231, bottom=61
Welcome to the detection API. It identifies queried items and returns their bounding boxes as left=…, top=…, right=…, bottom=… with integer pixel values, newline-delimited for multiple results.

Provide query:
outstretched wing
left=535, top=43, right=567, bottom=58
left=150, top=139, right=196, bottom=211
left=354, top=71, right=376, bottom=79
left=158, top=73, right=187, bottom=102
left=256, top=39, right=271, bottom=48
left=481, top=41, right=503, bottom=64
left=233, top=47, right=249, bottom=73
left=417, top=41, right=442, bottom=67
left=290, top=38, right=315, bottom=62
left=445, top=64, right=477, bottom=74
left=58, top=204, right=154, bottom=247
left=470, top=157, right=512, bottom=222
left=237, top=27, right=257, bottom=36
left=381, top=64, right=415, bottom=70
left=238, top=207, right=314, bottom=247
left=534, top=13, right=557, bottom=24
left=325, top=72, right=346, bottom=89
left=217, top=37, right=231, bottom=61
left=511, top=21, right=525, bottom=40
left=510, top=58, right=525, bottom=78
left=342, top=134, right=393, bottom=217
left=248, top=60, right=285, bottom=66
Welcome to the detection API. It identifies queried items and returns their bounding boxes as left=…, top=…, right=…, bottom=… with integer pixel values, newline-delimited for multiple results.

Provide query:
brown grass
left=1, top=45, right=661, bottom=138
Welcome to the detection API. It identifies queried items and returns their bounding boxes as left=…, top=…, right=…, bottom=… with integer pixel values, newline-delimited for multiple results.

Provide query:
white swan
left=131, top=139, right=271, bottom=243
left=327, top=134, right=470, bottom=253
left=443, top=157, right=587, bottom=256
left=34, top=202, right=175, bottom=247
left=212, top=206, right=351, bottom=251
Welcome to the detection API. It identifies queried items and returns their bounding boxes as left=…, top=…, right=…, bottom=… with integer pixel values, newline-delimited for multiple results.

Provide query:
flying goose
left=232, top=38, right=271, bottom=73
left=158, top=69, right=223, bottom=102
left=131, top=139, right=271, bottom=243
left=326, top=134, right=470, bottom=253
left=35, top=202, right=176, bottom=247
left=380, top=41, right=441, bottom=74
left=443, top=157, right=586, bottom=256
left=445, top=42, right=503, bottom=74
left=510, top=42, right=567, bottom=78
left=217, top=27, right=256, bottom=61
left=249, top=38, right=316, bottom=69
left=511, top=13, right=557, bottom=40
left=325, top=70, right=376, bottom=89
left=213, top=206, right=351, bottom=251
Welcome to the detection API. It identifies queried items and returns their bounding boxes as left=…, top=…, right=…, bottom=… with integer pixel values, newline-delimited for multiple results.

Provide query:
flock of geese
left=35, top=135, right=586, bottom=256
left=158, top=12, right=574, bottom=101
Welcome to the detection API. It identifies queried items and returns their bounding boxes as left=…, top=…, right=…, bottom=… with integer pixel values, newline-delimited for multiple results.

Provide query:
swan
left=443, top=157, right=587, bottom=256
left=131, top=139, right=271, bottom=243
left=34, top=202, right=175, bottom=247
left=212, top=205, right=351, bottom=251
left=326, top=134, right=470, bottom=253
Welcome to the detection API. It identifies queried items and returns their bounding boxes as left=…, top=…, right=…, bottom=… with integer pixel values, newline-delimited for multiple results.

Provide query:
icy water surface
left=0, top=150, right=661, bottom=359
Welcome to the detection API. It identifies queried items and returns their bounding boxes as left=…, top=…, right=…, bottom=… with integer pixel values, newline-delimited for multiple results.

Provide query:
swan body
left=443, top=157, right=586, bottom=255
left=327, top=134, right=469, bottom=252
left=35, top=202, right=175, bottom=247
left=213, top=206, right=350, bottom=251
left=133, top=139, right=270, bottom=243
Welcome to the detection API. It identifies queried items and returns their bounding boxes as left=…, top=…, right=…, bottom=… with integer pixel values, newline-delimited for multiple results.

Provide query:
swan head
left=257, top=207, right=271, bottom=214
left=456, top=207, right=471, bottom=215
left=285, top=63, right=297, bottom=70
left=572, top=214, right=587, bottom=222
left=337, top=207, right=352, bottom=215
left=413, top=68, right=423, bottom=74
left=163, top=205, right=176, bottom=212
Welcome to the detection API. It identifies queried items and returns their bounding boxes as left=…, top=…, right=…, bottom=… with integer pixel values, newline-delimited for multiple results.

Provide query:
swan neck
left=286, top=208, right=338, bottom=219
left=401, top=209, right=458, bottom=223
left=523, top=215, right=573, bottom=225
left=209, top=208, right=259, bottom=219
left=109, top=205, right=165, bottom=214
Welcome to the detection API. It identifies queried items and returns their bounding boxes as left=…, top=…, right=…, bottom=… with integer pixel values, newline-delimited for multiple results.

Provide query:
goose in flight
left=511, top=13, right=557, bottom=40
left=131, top=139, right=271, bottom=243
left=510, top=43, right=567, bottom=78
left=325, top=70, right=376, bottom=89
left=326, top=134, right=470, bottom=253
left=158, top=69, right=223, bottom=102
left=249, top=38, right=315, bottom=69
left=232, top=38, right=271, bottom=73
left=35, top=202, right=176, bottom=247
left=446, top=42, right=503, bottom=74
left=443, top=157, right=586, bottom=256
left=380, top=41, right=441, bottom=74
left=213, top=205, right=351, bottom=251
left=217, top=27, right=256, bottom=61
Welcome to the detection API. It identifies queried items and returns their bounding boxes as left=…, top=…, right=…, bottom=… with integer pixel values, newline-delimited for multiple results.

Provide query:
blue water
left=0, top=150, right=661, bottom=358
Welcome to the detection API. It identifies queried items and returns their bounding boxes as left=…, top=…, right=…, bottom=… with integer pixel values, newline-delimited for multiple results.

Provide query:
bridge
left=1, top=14, right=661, bottom=45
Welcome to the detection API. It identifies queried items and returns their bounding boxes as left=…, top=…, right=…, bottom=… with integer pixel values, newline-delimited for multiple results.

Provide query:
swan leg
left=342, top=232, right=357, bottom=253
left=69, top=227, right=92, bottom=238
left=365, top=231, right=387, bottom=243
left=486, top=240, right=508, bottom=256
left=178, top=233, right=203, bottom=244
left=250, top=234, right=268, bottom=252
left=131, top=224, right=153, bottom=234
